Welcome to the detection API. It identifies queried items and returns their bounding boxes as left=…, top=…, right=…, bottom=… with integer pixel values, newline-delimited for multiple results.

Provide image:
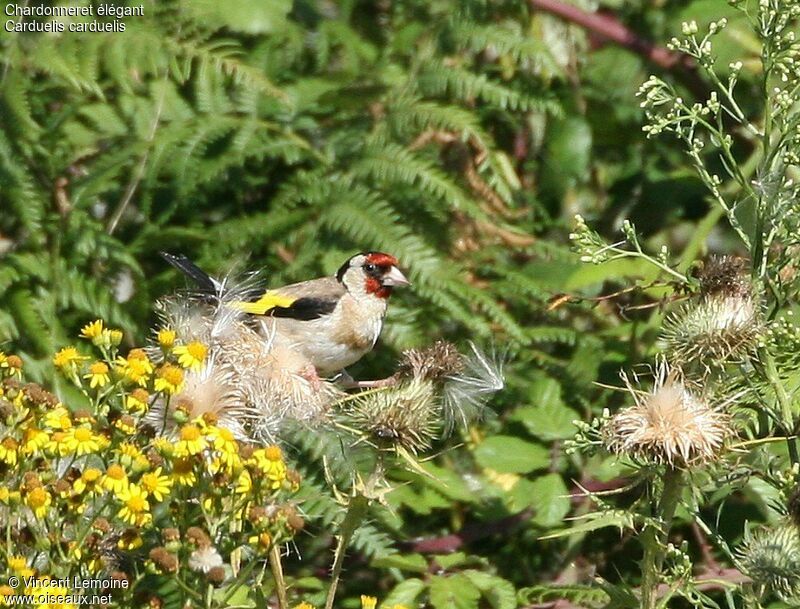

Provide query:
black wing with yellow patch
left=231, top=290, right=338, bottom=321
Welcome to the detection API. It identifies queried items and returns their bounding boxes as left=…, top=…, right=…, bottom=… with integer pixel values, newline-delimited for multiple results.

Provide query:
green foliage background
left=0, top=0, right=774, bottom=607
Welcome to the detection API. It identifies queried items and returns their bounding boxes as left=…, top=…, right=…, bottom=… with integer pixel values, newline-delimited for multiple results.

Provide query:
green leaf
left=474, top=436, right=550, bottom=474
left=512, top=377, right=579, bottom=441
left=433, top=552, right=471, bottom=570
left=462, top=570, right=516, bottom=609
left=429, top=574, right=481, bottom=609
left=539, top=509, right=637, bottom=540
left=403, top=462, right=477, bottom=503
left=511, top=474, right=571, bottom=528
left=382, top=578, right=426, bottom=608
left=372, top=553, right=429, bottom=574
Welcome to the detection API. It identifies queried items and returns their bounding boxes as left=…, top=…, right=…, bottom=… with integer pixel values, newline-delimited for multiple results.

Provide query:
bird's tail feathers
left=160, top=252, right=221, bottom=294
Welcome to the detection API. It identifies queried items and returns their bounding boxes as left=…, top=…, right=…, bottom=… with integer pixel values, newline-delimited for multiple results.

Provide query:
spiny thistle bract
left=603, top=361, right=732, bottom=466
left=348, top=379, right=440, bottom=454
left=737, top=524, right=800, bottom=603
left=347, top=342, right=503, bottom=454
left=662, top=256, right=761, bottom=367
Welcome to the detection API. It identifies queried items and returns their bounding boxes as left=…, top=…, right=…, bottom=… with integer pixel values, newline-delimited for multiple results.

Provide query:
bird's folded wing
left=230, top=277, right=344, bottom=321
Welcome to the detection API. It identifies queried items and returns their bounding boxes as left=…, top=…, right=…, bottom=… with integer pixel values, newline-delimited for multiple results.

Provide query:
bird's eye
left=364, top=263, right=376, bottom=272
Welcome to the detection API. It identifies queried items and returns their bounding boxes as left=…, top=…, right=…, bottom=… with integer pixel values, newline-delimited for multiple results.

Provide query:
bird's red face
left=337, top=252, right=410, bottom=298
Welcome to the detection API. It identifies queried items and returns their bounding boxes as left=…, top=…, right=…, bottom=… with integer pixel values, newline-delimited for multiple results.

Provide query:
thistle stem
left=760, top=350, right=798, bottom=466
left=269, top=544, right=288, bottom=609
left=324, top=494, right=369, bottom=609
left=640, top=467, right=683, bottom=609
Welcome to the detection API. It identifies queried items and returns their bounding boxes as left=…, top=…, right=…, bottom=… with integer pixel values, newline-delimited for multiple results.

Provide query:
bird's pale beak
left=383, top=266, right=411, bottom=287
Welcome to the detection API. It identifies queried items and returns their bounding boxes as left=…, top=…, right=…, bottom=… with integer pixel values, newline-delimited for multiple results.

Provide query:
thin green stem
left=640, top=468, right=683, bottom=609
left=269, top=544, right=288, bottom=609
left=324, top=494, right=369, bottom=609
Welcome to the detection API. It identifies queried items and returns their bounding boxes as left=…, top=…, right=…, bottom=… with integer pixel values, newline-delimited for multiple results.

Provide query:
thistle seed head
left=662, top=289, right=761, bottom=366
left=695, top=255, right=750, bottom=298
left=737, top=524, right=800, bottom=603
left=348, top=379, right=440, bottom=454
left=604, top=361, right=731, bottom=466
left=395, top=341, right=465, bottom=382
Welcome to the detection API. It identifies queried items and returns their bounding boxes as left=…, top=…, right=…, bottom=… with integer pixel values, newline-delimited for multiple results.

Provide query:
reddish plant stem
left=529, top=0, right=689, bottom=70
left=528, top=0, right=707, bottom=97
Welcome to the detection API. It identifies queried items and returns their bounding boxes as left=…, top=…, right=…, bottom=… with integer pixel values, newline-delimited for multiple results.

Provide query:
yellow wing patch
left=230, top=291, right=297, bottom=315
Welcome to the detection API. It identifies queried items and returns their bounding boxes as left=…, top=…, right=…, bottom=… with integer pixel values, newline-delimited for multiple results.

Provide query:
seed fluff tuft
left=603, top=361, right=731, bottom=466
left=441, top=342, right=504, bottom=432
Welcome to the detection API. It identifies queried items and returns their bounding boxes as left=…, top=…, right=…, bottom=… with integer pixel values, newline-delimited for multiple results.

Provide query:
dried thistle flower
left=663, top=256, right=760, bottom=367
left=737, top=524, right=800, bottom=603
left=694, top=255, right=750, bottom=298
left=395, top=341, right=465, bottom=382
left=604, top=362, right=731, bottom=466
left=348, top=380, right=439, bottom=454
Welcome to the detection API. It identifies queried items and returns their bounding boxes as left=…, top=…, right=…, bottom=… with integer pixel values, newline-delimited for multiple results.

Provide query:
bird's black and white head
left=336, top=252, right=410, bottom=299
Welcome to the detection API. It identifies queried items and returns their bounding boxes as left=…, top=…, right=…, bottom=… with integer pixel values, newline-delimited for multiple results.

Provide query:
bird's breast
left=262, top=293, right=387, bottom=374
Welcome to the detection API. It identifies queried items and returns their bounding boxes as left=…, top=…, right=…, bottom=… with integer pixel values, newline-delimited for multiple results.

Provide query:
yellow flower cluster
left=51, top=320, right=208, bottom=400
left=0, top=321, right=301, bottom=608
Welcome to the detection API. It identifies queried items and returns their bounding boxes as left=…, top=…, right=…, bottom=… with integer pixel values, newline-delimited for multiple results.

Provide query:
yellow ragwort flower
left=113, top=417, right=137, bottom=435
left=24, top=486, right=52, bottom=519
left=157, top=327, right=177, bottom=349
left=102, top=464, right=129, bottom=496
left=141, top=467, right=172, bottom=501
left=42, top=405, right=73, bottom=430
left=0, top=438, right=18, bottom=466
left=208, top=426, right=240, bottom=472
left=0, top=354, right=22, bottom=378
left=84, top=361, right=110, bottom=389
left=174, top=423, right=208, bottom=457
left=73, top=468, right=103, bottom=496
left=360, top=596, right=377, bottom=609
left=53, top=346, right=88, bottom=370
left=61, top=427, right=102, bottom=456
left=80, top=319, right=104, bottom=340
left=8, top=555, right=34, bottom=577
left=126, top=388, right=150, bottom=414
left=0, top=584, right=13, bottom=606
left=116, top=349, right=154, bottom=386
left=235, top=469, right=252, bottom=495
left=171, top=457, right=197, bottom=486
left=173, top=341, right=208, bottom=372
left=46, top=431, right=71, bottom=457
left=249, top=446, right=287, bottom=489
left=117, top=442, right=144, bottom=462
left=154, top=364, right=184, bottom=394
left=26, top=580, right=76, bottom=609
left=152, top=437, right=174, bottom=457
left=21, top=425, right=49, bottom=455
left=117, top=484, right=151, bottom=526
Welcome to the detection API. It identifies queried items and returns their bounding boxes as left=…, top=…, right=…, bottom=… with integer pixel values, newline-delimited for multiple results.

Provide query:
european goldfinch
left=161, top=252, right=410, bottom=377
